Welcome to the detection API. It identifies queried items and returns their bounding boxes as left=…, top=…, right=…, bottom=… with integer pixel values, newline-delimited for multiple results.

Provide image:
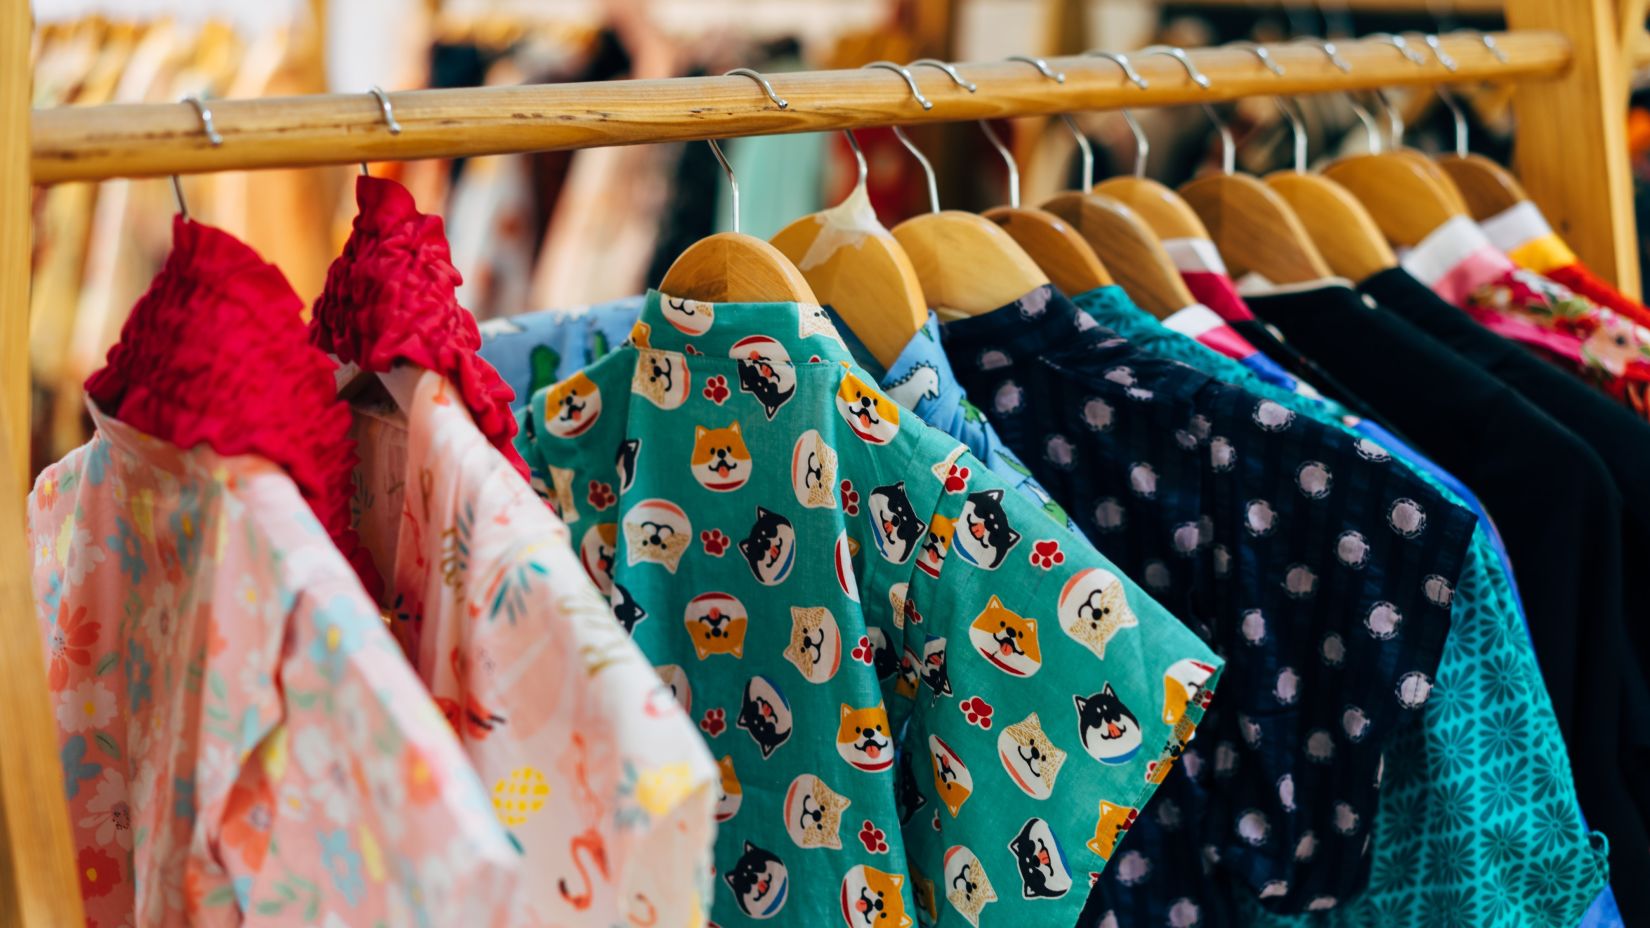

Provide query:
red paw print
left=587, top=481, right=616, bottom=510
left=851, top=635, right=874, bottom=664
left=700, top=708, right=726, bottom=737
left=700, top=529, right=730, bottom=557
left=960, top=696, right=994, bottom=729
left=702, top=374, right=730, bottom=405
left=840, top=480, right=860, bottom=516
left=858, top=821, right=889, bottom=854
left=1030, top=539, right=1065, bottom=570
left=684, top=344, right=702, bottom=356
left=904, top=599, right=924, bottom=626
left=944, top=463, right=971, bottom=494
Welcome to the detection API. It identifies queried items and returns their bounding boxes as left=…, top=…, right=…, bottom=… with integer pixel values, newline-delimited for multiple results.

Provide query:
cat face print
left=953, top=489, right=1021, bottom=570
left=867, top=482, right=926, bottom=565
left=967, top=595, right=1043, bottom=677
left=690, top=422, right=752, bottom=492
left=541, top=372, right=601, bottom=438
left=725, top=841, right=789, bottom=920
left=1074, top=683, right=1143, bottom=765
left=1007, top=817, right=1071, bottom=900
left=738, top=507, right=797, bottom=586
left=737, top=675, right=793, bottom=758
left=783, top=773, right=850, bottom=850
left=996, top=712, right=1066, bottom=800
left=732, top=335, right=796, bottom=420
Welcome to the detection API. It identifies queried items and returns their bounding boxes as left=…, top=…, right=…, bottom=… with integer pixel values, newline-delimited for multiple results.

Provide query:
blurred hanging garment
left=30, top=217, right=519, bottom=925
left=313, top=176, right=720, bottom=924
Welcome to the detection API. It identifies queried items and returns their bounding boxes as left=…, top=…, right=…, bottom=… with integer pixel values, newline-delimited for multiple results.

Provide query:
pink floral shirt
left=31, top=404, right=519, bottom=926
left=348, top=368, right=719, bottom=927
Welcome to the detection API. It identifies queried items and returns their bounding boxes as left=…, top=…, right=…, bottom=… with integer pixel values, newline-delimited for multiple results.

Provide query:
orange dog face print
left=542, top=372, right=601, bottom=438
left=683, top=592, right=748, bottom=659
left=692, top=422, right=753, bottom=492
left=840, top=865, right=912, bottom=928
left=716, top=755, right=743, bottom=823
left=929, top=734, right=974, bottom=817
left=1085, top=800, right=1137, bottom=862
left=968, top=595, right=1043, bottom=677
left=836, top=368, right=901, bottom=444
left=836, top=703, right=894, bottom=772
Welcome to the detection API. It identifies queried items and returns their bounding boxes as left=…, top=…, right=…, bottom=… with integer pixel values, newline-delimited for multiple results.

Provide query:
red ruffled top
left=311, top=176, right=529, bottom=480
left=85, top=217, right=382, bottom=596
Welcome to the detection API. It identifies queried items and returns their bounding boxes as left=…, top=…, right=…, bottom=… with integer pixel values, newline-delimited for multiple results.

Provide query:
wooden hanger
left=1430, top=85, right=1530, bottom=220
left=660, top=77, right=815, bottom=304
left=1319, top=84, right=1466, bottom=248
left=770, top=129, right=928, bottom=367
left=866, top=61, right=1047, bottom=319
left=1042, top=192, right=1196, bottom=317
left=1091, top=49, right=1214, bottom=243
left=979, top=57, right=1111, bottom=296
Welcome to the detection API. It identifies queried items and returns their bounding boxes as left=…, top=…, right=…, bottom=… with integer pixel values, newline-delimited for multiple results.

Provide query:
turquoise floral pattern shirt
left=516, top=291, right=1224, bottom=928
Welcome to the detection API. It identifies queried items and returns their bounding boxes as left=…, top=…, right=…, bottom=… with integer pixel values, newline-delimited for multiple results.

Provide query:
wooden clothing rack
left=0, top=0, right=1636, bottom=921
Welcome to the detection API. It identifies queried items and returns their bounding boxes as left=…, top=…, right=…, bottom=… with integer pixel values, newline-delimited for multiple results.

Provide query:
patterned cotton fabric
left=516, top=290, right=1224, bottom=928
left=32, top=405, right=519, bottom=926
left=349, top=367, right=719, bottom=926
left=1073, top=284, right=1613, bottom=928
left=940, top=287, right=1476, bottom=923
left=477, top=297, right=646, bottom=403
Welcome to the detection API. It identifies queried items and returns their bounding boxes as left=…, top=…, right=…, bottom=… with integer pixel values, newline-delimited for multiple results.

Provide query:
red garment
left=1545, top=262, right=1650, bottom=331
left=312, top=176, right=529, bottom=480
left=84, top=217, right=380, bottom=593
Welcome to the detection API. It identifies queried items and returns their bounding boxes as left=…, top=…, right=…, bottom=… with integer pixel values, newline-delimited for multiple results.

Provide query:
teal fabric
left=1072, top=286, right=1610, bottom=927
left=517, top=291, right=1224, bottom=928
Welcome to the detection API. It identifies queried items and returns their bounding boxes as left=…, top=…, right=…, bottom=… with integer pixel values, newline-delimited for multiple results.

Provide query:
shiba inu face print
left=732, top=335, right=797, bottom=420
left=716, top=755, right=743, bottom=822
left=738, top=507, right=797, bottom=585
left=783, top=606, right=842, bottom=683
left=725, top=841, right=789, bottom=919
left=622, top=499, right=692, bottom=573
left=1074, top=683, right=1143, bottom=765
left=1057, top=567, right=1138, bottom=660
left=633, top=348, right=691, bottom=409
left=578, top=522, right=617, bottom=594
left=691, top=422, right=752, bottom=492
left=610, top=582, right=647, bottom=633
left=542, top=371, right=601, bottom=438
left=1085, top=800, right=1137, bottom=862
left=836, top=703, right=894, bottom=772
left=968, top=595, right=1043, bottom=677
left=953, top=488, right=1021, bottom=570
left=943, top=845, right=997, bottom=927
left=840, top=865, right=912, bottom=928
left=1007, top=817, right=1071, bottom=899
left=918, top=514, right=954, bottom=579
left=790, top=429, right=838, bottom=508
left=783, top=773, right=850, bottom=850
left=918, top=634, right=951, bottom=696
left=929, top=734, right=974, bottom=816
left=614, top=437, right=640, bottom=491
left=867, top=482, right=925, bottom=565
left=997, top=712, right=1066, bottom=799
left=661, top=294, right=715, bottom=335
left=738, top=675, right=793, bottom=758
left=683, top=592, right=748, bottom=660
left=836, top=368, right=901, bottom=444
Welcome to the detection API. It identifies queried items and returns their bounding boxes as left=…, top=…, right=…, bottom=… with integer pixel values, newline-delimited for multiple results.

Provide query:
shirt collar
left=633, top=289, right=857, bottom=365
left=942, top=283, right=1123, bottom=366
left=1398, top=215, right=1515, bottom=304
left=881, top=313, right=967, bottom=413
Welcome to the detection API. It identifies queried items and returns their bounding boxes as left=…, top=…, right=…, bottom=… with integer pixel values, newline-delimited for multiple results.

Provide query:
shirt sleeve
left=894, top=440, right=1224, bottom=926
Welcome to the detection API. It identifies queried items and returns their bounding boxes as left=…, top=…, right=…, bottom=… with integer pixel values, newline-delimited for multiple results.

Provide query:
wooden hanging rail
left=31, top=30, right=1569, bottom=185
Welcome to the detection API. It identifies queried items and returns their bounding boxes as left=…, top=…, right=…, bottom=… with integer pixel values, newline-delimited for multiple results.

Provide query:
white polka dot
left=1396, top=671, right=1433, bottom=709
left=1188, top=414, right=1212, bottom=440
left=1172, top=522, right=1201, bottom=554
left=1305, top=730, right=1335, bottom=763
left=1295, top=832, right=1317, bottom=861
left=1167, top=900, right=1200, bottom=928
left=1082, top=397, right=1114, bottom=431
left=1388, top=498, right=1427, bottom=538
left=1365, top=601, right=1402, bottom=640
left=1321, top=633, right=1346, bottom=667
left=1174, top=429, right=1198, bottom=450
left=1181, top=748, right=1203, bottom=779
left=1202, top=845, right=1221, bottom=869
left=1215, top=741, right=1238, bottom=776
left=1237, top=810, right=1271, bottom=846
left=1129, top=462, right=1157, bottom=498
left=1342, top=706, right=1370, bottom=742
left=1283, top=564, right=1317, bottom=599
left=979, top=349, right=1011, bottom=371
left=1095, top=913, right=1118, bottom=928
left=1253, top=400, right=1296, bottom=431
left=1424, top=574, right=1455, bottom=608
left=994, top=381, right=1024, bottom=414
left=1213, top=544, right=1232, bottom=577
left=1074, top=312, right=1101, bottom=332
left=1155, top=799, right=1182, bottom=830
left=1093, top=498, right=1126, bottom=531
left=1241, top=609, right=1267, bottom=645
left=1337, top=531, right=1369, bottom=568
left=1104, top=366, right=1136, bottom=387
left=1144, top=561, right=1172, bottom=591
left=1259, top=881, right=1289, bottom=899
left=1277, top=774, right=1296, bottom=811
left=1296, top=461, right=1332, bottom=499
left=1307, top=896, right=1338, bottom=912
left=1334, top=802, right=1360, bottom=835
left=1210, top=437, right=1237, bottom=472
left=1274, top=668, right=1299, bottom=705
left=1045, top=434, right=1076, bottom=469
left=1241, top=715, right=1262, bottom=747
left=1245, top=499, right=1277, bottom=536
left=1354, top=438, right=1391, bottom=462
left=1116, top=851, right=1151, bottom=886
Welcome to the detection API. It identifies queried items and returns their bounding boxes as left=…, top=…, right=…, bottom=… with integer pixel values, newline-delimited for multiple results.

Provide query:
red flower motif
left=850, top=636, right=874, bottom=664
left=840, top=480, right=860, bottom=516
left=944, top=463, right=971, bottom=494
left=858, top=821, right=889, bottom=854
left=587, top=480, right=616, bottom=510
left=700, top=529, right=730, bottom=557
left=1030, top=539, right=1066, bottom=570
left=48, top=605, right=100, bottom=692
left=700, top=707, right=727, bottom=737
left=77, top=846, right=121, bottom=899
left=960, top=696, right=994, bottom=729
left=702, top=374, right=730, bottom=405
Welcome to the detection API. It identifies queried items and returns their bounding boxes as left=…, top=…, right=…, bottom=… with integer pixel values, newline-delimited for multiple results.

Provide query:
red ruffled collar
left=85, top=217, right=381, bottom=595
left=311, top=176, right=529, bottom=479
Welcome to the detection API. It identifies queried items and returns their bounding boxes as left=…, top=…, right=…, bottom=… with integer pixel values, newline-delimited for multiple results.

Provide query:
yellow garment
left=1507, top=233, right=1580, bottom=276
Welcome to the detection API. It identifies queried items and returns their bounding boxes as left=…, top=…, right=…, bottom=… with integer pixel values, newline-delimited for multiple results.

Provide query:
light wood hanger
left=660, top=71, right=816, bottom=304
left=1430, top=80, right=1531, bottom=221
left=1092, top=48, right=1213, bottom=243
left=1169, top=46, right=1331, bottom=284
left=979, top=56, right=1111, bottom=296
left=875, top=60, right=1048, bottom=319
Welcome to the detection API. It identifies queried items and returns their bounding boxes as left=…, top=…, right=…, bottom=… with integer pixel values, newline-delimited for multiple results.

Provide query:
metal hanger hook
left=1436, top=86, right=1469, bottom=157
left=171, top=95, right=223, bottom=221
left=1226, top=43, right=1295, bottom=172
left=1200, top=104, right=1236, bottom=176
left=1121, top=110, right=1150, bottom=179
left=862, top=62, right=940, bottom=212
left=978, top=120, right=1020, bottom=207
left=1278, top=96, right=1310, bottom=173
left=842, top=129, right=868, bottom=191
left=1368, top=87, right=1406, bottom=148
left=1007, top=55, right=1094, bottom=191
left=1420, top=33, right=1459, bottom=71
left=1366, top=32, right=1429, bottom=65
left=723, top=68, right=789, bottom=109
left=908, top=59, right=977, bottom=93
left=1296, top=37, right=1351, bottom=73
left=360, top=85, right=403, bottom=176
left=1227, top=41, right=1285, bottom=76
left=706, top=138, right=740, bottom=235
left=1345, top=93, right=1384, bottom=154
left=1084, top=50, right=1150, bottom=90
left=1139, top=46, right=1212, bottom=89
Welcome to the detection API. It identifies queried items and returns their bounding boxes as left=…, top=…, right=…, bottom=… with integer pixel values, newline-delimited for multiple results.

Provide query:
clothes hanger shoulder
left=890, top=211, right=1050, bottom=320
left=983, top=204, right=1113, bottom=295
left=1264, top=170, right=1397, bottom=283
left=660, top=232, right=819, bottom=304
left=1435, top=154, right=1530, bottom=221
left=1178, top=171, right=1332, bottom=285
left=1042, top=191, right=1196, bottom=317
left=1092, top=176, right=1213, bottom=242
left=770, top=185, right=927, bottom=368
left=1322, top=153, right=1467, bottom=248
